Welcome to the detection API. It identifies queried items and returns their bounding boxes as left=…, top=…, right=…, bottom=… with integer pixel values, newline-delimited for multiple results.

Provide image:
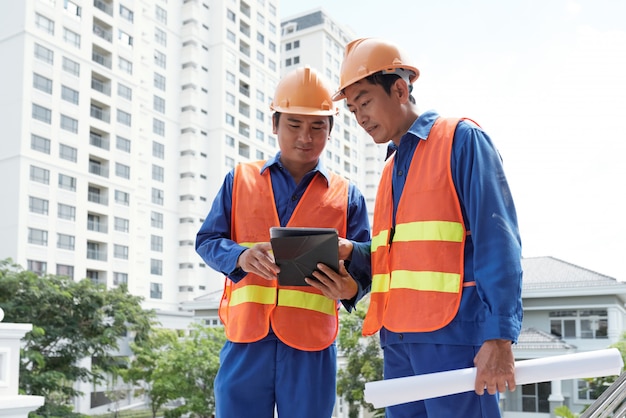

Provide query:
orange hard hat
left=332, top=38, right=420, bottom=101
left=270, top=66, right=338, bottom=116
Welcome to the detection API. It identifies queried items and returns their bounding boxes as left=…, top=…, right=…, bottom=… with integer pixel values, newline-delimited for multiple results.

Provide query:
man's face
left=273, top=113, right=331, bottom=169
left=344, top=79, right=403, bottom=145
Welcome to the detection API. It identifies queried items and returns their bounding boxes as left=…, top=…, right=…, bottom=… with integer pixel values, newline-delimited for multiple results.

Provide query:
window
left=114, top=217, right=129, bottom=232
left=28, top=228, right=48, bottom=245
left=115, top=163, right=130, bottom=179
left=152, top=141, right=165, bottom=159
left=118, top=30, right=133, bottom=46
left=153, top=95, right=165, bottom=113
left=27, top=260, right=47, bottom=276
left=150, top=259, right=163, bottom=275
left=64, top=0, right=81, bottom=17
left=268, top=41, right=276, bottom=53
left=62, top=57, right=80, bottom=75
left=151, top=235, right=163, bottom=252
left=32, top=104, right=51, bottom=124
left=550, top=310, right=608, bottom=339
left=154, top=50, right=166, bottom=68
left=152, top=188, right=164, bottom=205
left=114, top=244, right=129, bottom=259
left=61, top=85, right=79, bottom=104
left=30, top=165, right=50, bottom=184
left=152, top=165, right=164, bottom=182
left=29, top=196, right=49, bottom=214
left=87, top=242, right=107, bottom=261
left=59, top=144, right=77, bottom=162
left=225, top=135, right=235, bottom=147
left=56, top=264, right=74, bottom=279
left=256, top=129, right=264, bottom=142
left=225, top=113, right=235, bottom=126
left=57, top=233, right=75, bottom=250
left=155, top=28, right=167, bottom=46
left=35, top=13, right=55, bottom=34
left=577, top=378, right=604, bottom=402
left=119, top=57, right=133, bottom=74
left=153, top=118, right=165, bottom=136
left=115, top=190, right=130, bottom=206
left=150, top=282, right=163, bottom=298
left=31, top=134, right=51, bottom=154
left=113, top=272, right=128, bottom=285
left=116, top=136, right=131, bottom=153
left=120, top=5, right=134, bottom=22
left=155, top=5, right=167, bottom=24
left=151, top=211, right=163, bottom=228
left=34, top=43, right=54, bottom=64
left=117, top=110, right=131, bottom=126
left=118, top=83, right=132, bottom=100
left=63, top=28, right=81, bottom=48
left=226, top=9, right=235, bottom=22
left=87, top=213, right=106, bottom=232
left=227, top=29, right=236, bottom=43
left=60, top=115, right=78, bottom=133
left=58, top=174, right=76, bottom=191
left=58, top=203, right=76, bottom=220
left=154, top=73, right=166, bottom=90
left=33, top=73, right=52, bottom=93
left=522, top=382, right=550, bottom=413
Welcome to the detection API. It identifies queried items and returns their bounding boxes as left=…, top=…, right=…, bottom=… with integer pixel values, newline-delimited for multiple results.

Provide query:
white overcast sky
left=280, top=0, right=626, bottom=281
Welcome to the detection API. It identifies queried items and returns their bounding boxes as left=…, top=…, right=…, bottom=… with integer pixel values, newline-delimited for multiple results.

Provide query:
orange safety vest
left=363, top=117, right=471, bottom=336
left=220, top=161, right=349, bottom=351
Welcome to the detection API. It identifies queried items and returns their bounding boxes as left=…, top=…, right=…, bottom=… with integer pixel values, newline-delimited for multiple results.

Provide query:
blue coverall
left=381, top=110, right=523, bottom=418
left=196, top=155, right=371, bottom=418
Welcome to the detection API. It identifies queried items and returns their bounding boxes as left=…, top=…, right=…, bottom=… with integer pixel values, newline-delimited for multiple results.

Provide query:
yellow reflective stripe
left=371, top=273, right=390, bottom=293
left=278, top=289, right=336, bottom=316
left=371, top=229, right=389, bottom=252
left=394, top=221, right=464, bottom=243
left=230, top=285, right=276, bottom=306
left=390, top=270, right=461, bottom=293
left=239, top=242, right=257, bottom=248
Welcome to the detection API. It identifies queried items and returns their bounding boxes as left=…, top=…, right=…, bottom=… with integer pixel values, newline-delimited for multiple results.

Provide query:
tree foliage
left=336, top=299, right=384, bottom=418
left=123, top=323, right=225, bottom=418
left=0, top=259, right=157, bottom=414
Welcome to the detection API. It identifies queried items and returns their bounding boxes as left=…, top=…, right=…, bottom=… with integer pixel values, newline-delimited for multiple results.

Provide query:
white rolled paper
left=364, top=348, right=624, bottom=409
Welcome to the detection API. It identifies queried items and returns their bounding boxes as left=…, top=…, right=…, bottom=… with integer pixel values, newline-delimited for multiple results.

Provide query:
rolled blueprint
left=364, top=348, right=624, bottom=409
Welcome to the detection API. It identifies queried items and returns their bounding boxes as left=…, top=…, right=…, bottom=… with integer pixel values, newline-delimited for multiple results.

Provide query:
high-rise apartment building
left=280, top=8, right=387, bottom=220
left=0, top=0, right=282, bottom=311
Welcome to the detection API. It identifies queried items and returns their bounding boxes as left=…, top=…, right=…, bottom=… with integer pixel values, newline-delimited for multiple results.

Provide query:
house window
left=152, top=188, right=164, bottom=205
left=115, top=190, right=130, bottom=206
left=27, top=260, right=47, bottom=276
left=152, top=141, right=164, bottom=159
left=116, top=136, right=131, bottom=153
left=33, top=73, right=53, bottom=93
left=549, top=310, right=608, bottom=339
left=153, top=118, right=165, bottom=136
left=152, top=165, right=164, bottom=182
left=58, top=203, right=76, bottom=220
left=114, top=244, right=129, bottom=259
left=117, top=110, right=132, bottom=126
left=150, top=260, right=163, bottom=276
left=113, top=272, right=128, bottom=285
left=34, top=43, right=54, bottom=64
left=151, top=235, right=163, bottom=252
left=154, top=73, right=166, bottom=90
left=150, top=282, right=163, bottom=298
left=119, top=5, right=134, bottom=22
left=28, top=228, right=48, bottom=245
left=57, top=233, right=75, bottom=250
left=59, top=144, right=77, bottom=162
left=30, top=165, right=50, bottom=184
left=63, top=28, right=81, bottom=48
left=114, top=217, right=129, bottom=233
left=521, top=382, right=550, bottom=413
left=61, top=85, right=79, bottom=104
left=151, top=211, right=163, bottom=228
left=60, top=115, right=78, bottom=133
left=35, top=13, right=55, bottom=34
left=62, top=57, right=80, bottom=76
left=56, top=264, right=74, bottom=279
left=577, top=379, right=604, bottom=402
left=31, top=134, right=51, bottom=154
left=119, top=57, right=133, bottom=74
left=118, top=83, right=132, bottom=100
left=115, top=163, right=130, bottom=179
left=32, top=104, right=51, bottom=124
left=29, top=196, right=49, bottom=215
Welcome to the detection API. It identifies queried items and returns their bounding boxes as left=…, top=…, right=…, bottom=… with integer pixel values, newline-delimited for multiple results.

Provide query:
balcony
left=93, top=21, right=112, bottom=42
left=92, top=48, right=111, bottom=69
left=93, top=0, right=112, bottom=16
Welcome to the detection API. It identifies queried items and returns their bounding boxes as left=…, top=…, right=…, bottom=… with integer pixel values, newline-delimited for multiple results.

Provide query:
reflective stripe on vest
left=363, top=117, right=470, bottom=336
left=221, top=160, right=348, bottom=350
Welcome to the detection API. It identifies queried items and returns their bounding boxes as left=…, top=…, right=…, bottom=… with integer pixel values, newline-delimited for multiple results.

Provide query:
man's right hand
left=236, top=242, right=280, bottom=280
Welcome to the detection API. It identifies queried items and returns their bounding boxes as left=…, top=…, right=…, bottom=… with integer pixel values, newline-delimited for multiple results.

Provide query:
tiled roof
left=522, top=256, right=625, bottom=291
left=515, top=327, right=576, bottom=351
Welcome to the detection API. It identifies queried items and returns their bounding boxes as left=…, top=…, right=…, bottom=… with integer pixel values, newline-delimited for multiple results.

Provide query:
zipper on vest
left=388, top=226, right=395, bottom=250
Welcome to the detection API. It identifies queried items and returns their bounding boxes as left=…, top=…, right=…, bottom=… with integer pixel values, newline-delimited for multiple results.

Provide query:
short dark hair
left=272, top=112, right=335, bottom=132
left=364, top=72, right=416, bottom=104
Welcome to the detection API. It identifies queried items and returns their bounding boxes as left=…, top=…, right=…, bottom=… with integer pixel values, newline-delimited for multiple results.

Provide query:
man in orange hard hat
left=196, top=66, right=371, bottom=418
left=333, top=38, right=523, bottom=418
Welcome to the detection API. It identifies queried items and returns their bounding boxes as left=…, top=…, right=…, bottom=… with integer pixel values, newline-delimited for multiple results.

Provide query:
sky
left=279, top=1, right=626, bottom=281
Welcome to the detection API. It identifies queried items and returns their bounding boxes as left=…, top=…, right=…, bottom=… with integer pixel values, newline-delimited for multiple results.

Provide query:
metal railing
left=580, top=371, right=626, bottom=418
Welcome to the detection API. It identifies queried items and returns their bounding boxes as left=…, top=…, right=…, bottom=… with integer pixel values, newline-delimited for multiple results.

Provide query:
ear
left=272, top=118, right=278, bottom=135
left=393, top=78, right=411, bottom=104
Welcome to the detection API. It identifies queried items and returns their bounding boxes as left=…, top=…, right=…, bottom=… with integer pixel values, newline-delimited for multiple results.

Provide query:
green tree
left=0, top=259, right=157, bottom=415
left=123, top=327, right=179, bottom=418
left=336, top=300, right=384, bottom=418
left=157, top=323, right=225, bottom=418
